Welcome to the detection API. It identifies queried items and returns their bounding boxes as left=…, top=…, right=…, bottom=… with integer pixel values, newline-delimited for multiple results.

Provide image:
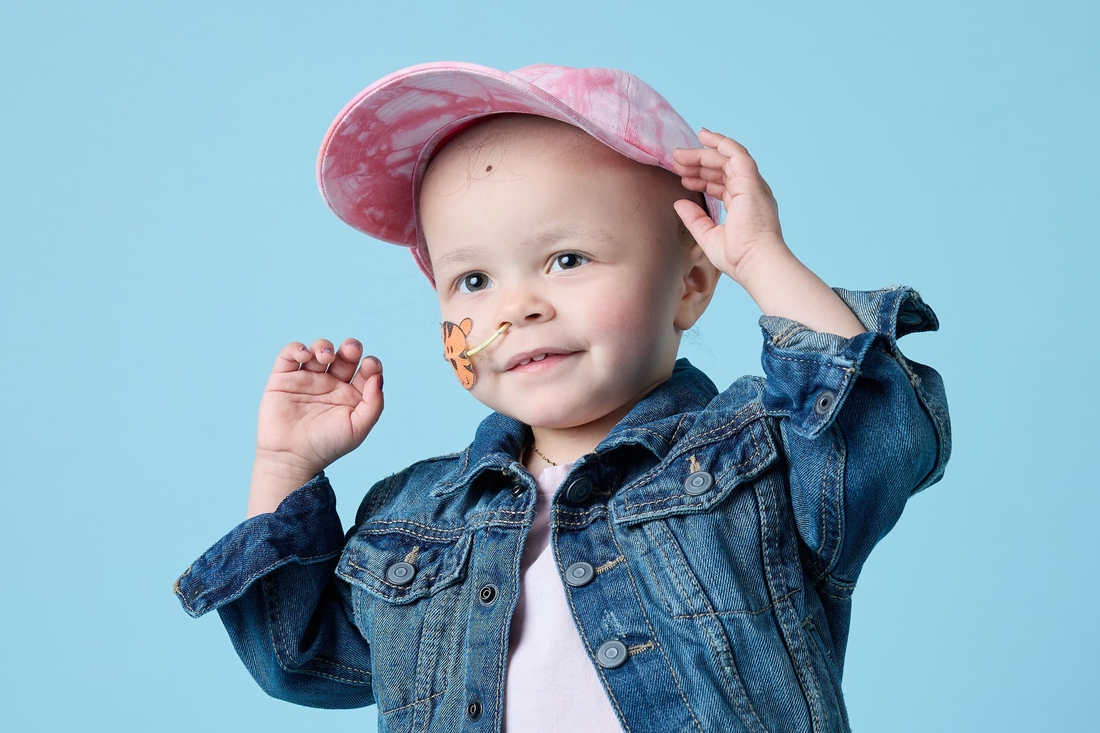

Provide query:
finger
left=673, top=198, right=719, bottom=248
left=678, top=174, right=728, bottom=201
left=302, top=338, right=336, bottom=373
left=349, top=355, right=383, bottom=395
left=272, top=342, right=315, bottom=373
left=673, top=146, right=730, bottom=173
left=672, top=159, right=727, bottom=184
left=350, top=367, right=385, bottom=438
left=698, top=129, right=762, bottom=178
left=326, top=338, right=364, bottom=383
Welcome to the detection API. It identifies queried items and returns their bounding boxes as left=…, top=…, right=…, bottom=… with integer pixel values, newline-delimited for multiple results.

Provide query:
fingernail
left=300, top=346, right=309, bottom=352
left=322, top=347, right=333, bottom=354
left=366, top=355, right=381, bottom=368
left=348, top=340, right=362, bottom=350
left=378, top=374, right=384, bottom=390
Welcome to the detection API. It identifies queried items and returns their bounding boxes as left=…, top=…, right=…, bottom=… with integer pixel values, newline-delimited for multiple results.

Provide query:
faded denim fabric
left=174, top=286, right=950, bottom=733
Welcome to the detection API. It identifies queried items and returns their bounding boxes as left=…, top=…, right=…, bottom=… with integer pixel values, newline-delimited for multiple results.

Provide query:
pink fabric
left=315, top=61, right=724, bottom=285
left=504, top=461, right=623, bottom=732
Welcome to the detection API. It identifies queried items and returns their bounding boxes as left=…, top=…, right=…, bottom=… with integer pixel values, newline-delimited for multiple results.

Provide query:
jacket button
left=385, top=561, right=416, bottom=586
left=564, top=477, right=594, bottom=503
left=478, top=584, right=498, bottom=606
left=564, top=562, right=595, bottom=587
left=898, top=309, right=923, bottom=326
left=596, top=640, right=629, bottom=668
left=813, top=390, right=836, bottom=415
left=683, top=471, right=714, bottom=496
left=466, top=698, right=483, bottom=720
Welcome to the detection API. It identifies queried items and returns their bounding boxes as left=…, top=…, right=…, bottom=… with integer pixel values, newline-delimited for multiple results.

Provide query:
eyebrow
left=431, top=223, right=609, bottom=270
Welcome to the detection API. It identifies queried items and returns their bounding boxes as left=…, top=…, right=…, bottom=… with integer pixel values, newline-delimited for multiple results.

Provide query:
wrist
left=248, top=454, right=325, bottom=518
left=727, top=237, right=795, bottom=287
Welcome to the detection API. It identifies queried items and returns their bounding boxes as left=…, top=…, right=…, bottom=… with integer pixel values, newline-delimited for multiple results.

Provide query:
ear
left=674, top=242, right=721, bottom=331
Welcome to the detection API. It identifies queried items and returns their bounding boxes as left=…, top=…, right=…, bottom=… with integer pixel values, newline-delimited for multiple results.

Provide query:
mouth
left=503, top=348, right=579, bottom=372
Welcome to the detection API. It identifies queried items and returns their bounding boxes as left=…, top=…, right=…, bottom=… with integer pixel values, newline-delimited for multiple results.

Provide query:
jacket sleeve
left=173, top=471, right=375, bottom=709
left=758, top=286, right=951, bottom=597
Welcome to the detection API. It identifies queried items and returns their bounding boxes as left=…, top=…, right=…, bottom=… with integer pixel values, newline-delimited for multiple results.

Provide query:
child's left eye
left=549, top=253, right=589, bottom=272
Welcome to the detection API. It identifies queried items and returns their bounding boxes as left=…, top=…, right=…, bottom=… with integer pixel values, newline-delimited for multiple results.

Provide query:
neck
left=522, top=403, right=632, bottom=476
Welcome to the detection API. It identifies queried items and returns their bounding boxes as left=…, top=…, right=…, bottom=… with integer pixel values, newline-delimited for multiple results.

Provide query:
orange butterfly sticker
left=441, top=318, right=511, bottom=389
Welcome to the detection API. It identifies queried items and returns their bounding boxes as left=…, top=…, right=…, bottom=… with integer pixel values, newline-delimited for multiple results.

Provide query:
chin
left=494, top=399, right=620, bottom=431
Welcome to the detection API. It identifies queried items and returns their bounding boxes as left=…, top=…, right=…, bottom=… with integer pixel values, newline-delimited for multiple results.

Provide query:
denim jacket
left=174, top=286, right=950, bottom=733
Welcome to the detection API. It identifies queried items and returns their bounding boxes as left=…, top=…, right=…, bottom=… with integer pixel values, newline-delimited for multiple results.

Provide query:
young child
left=174, top=61, right=950, bottom=733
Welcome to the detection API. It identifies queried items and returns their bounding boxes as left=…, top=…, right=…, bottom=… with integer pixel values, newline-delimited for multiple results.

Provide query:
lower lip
left=507, top=352, right=576, bottom=374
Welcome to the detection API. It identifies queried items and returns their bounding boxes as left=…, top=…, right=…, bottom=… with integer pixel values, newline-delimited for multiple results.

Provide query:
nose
left=497, top=280, right=554, bottom=327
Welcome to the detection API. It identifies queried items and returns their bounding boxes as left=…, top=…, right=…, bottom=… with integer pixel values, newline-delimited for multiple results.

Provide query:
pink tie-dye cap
left=316, top=61, right=724, bottom=286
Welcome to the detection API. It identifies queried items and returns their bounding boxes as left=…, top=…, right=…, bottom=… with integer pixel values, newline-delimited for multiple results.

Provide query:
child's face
left=420, top=115, right=716, bottom=432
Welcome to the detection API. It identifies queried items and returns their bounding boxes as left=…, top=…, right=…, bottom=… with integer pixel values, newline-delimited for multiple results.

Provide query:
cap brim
left=317, top=61, right=721, bottom=285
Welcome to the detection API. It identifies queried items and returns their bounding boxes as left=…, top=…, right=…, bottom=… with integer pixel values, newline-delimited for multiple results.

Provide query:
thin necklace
left=531, top=443, right=557, bottom=466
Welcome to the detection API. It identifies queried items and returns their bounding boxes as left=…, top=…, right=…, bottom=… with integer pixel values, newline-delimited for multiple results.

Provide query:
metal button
left=898, top=310, right=922, bottom=326
left=478, top=584, right=498, bottom=606
left=466, top=698, right=483, bottom=720
left=813, top=391, right=836, bottom=415
left=683, top=471, right=714, bottom=496
left=385, top=561, right=416, bottom=586
left=564, top=477, right=594, bottom=503
left=564, top=562, right=595, bottom=587
left=596, top=640, right=629, bottom=668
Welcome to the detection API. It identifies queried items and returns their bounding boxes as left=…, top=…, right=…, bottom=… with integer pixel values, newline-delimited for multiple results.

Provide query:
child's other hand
left=671, top=129, right=787, bottom=283
left=254, top=338, right=384, bottom=480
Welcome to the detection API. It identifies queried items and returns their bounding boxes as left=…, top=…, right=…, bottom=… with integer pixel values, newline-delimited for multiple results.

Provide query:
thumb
left=352, top=358, right=387, bottom=435
left=674, top=198, right=716, bottom=245
left=350, top=369, right=385, bottom=439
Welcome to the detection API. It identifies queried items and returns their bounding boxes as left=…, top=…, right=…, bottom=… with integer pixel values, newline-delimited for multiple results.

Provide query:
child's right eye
left=458, top=272, right=492, bottom=293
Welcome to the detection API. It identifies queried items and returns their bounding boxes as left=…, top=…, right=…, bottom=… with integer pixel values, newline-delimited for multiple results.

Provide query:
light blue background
left=2, top=1, right=1096, bottom=730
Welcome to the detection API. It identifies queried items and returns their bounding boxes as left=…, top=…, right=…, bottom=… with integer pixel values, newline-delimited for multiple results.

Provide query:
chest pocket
left=610, top=417, right=780, bottom=617
left=337, top=520, right=473, bottom=729
left=337, top=520, right=472, bottom=604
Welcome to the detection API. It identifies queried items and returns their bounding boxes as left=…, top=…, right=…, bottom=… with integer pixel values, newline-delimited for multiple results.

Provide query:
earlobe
left=674, top=245, right=721, bottom=331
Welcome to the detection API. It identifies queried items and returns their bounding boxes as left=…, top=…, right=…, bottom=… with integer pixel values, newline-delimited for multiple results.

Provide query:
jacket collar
left=449, top=359, right=719, bottom=491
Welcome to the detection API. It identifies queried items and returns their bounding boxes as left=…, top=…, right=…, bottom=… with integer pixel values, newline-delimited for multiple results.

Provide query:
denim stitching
left=182, top=549, right=343, bottom=611
left=263, top=573, right=373, bottom=683
left=347, top=558, right=441, bottom=589
left=605, top=525, right=706, bottom=733
left=622, top=435, right=763, bottom=512
left=753, top=479, right=823, bottom=731
left=636, top=542, right=677, bottom=616
left=616, top=405, right=765, bottom=496
left=379, top=689, right=445, bottom=715
left=825, top=427, right=847, bottom=578
left=594, top=555, right=624, bottom=574
left=647, top=520, right=770, bottom=732
left=668, top=584, right=802, bottom=619
left=669, top=414, right=689, bottom=444
left=555, top=532, right=633, bottom=733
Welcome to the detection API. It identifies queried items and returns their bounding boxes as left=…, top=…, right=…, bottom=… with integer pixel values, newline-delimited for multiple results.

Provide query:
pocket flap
left=337, top=520, right=472, bottom=604
left=611, top=418, right=777, bottom=525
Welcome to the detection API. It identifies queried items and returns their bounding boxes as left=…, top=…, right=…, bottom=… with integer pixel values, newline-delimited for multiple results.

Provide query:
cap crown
left=317, top=61, right=722, bottom=283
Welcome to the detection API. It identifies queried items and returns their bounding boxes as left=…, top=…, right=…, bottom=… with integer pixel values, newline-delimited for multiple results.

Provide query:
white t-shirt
left=503, top=461, right=624, bottom=732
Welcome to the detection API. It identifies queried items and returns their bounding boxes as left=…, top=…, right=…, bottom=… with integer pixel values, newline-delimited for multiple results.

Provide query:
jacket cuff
left=173, top=471, right=345, bottom=618
left=759, top=286, right=939, bottom=438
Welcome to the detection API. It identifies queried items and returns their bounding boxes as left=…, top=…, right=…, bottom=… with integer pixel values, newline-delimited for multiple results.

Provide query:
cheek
left=584, top=289, right=670, bottom=356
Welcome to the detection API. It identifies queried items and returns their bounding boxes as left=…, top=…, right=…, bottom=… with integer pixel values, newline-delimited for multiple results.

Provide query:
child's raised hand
left=671, top=129, right=786, bottom=283
left=253, top=338, right=384, bottom=485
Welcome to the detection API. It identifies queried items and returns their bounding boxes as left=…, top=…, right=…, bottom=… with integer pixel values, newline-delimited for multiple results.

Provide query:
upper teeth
left=519, top=354, right=547, bottom=366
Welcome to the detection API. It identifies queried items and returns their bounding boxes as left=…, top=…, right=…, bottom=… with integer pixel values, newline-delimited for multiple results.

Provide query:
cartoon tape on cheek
left=441, top=318, right=511, bottom=389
